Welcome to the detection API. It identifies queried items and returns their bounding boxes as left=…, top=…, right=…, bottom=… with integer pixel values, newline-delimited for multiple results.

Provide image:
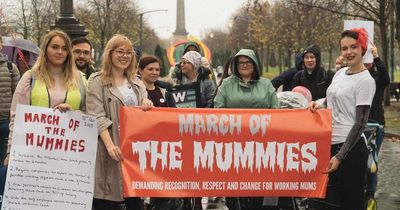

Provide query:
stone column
left=173, top=0, right=188, bottom=36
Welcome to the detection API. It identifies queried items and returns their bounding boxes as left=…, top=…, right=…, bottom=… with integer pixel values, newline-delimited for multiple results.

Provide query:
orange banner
left=120, top=107, right=332, bottom=198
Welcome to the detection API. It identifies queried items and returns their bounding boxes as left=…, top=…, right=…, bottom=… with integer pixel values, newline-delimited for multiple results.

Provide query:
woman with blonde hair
left=87, top=34, right=153, bottom=210
left=7, top=29, right=86, bottom=153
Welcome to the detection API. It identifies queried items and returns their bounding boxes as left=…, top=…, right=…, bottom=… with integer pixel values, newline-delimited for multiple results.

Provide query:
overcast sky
left=0, top=0, right=246, bottom=39
left=136, top=0, right=246, bottom=39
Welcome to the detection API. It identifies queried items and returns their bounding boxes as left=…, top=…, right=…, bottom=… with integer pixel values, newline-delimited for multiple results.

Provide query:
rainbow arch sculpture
left=167, top=36, right=211, bottom=66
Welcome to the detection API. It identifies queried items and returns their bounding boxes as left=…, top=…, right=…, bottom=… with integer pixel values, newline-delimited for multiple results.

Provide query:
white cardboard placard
left=2, top=104, right=97, bottom=210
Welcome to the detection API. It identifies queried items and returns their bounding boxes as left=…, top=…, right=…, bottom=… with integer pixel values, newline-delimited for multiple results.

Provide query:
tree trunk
left=265, top=44, right=270, bottom=72
left=279, top=47, right=283, bottom=73
left=328, top=46, right=333, bottom=71
left=287, top=46, right=291, bottom=69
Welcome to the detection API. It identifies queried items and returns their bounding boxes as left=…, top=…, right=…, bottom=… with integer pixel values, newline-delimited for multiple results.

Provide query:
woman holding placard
left=7, top=29, right=86, bottom=156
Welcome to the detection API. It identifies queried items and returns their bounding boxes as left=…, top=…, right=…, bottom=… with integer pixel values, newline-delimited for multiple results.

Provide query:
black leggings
left=326, top=139, right=368, bottom=210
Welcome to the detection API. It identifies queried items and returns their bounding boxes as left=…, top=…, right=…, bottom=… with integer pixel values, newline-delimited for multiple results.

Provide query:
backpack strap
left=6, top=61, right=12, bottom=73
left=29, top=70, right=35, bottom=106
left=7, top=61, right=16, bottom=95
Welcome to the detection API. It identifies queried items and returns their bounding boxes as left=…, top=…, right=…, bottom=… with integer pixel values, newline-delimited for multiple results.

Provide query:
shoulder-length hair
left=31, top=30, right=78, bottom=89
left=101, top=34, right=136, bottom=85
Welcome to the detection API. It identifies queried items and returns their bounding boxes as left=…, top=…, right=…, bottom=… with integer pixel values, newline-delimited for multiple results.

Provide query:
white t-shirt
left=117, top=79, right=138, bottom=106
left=327, top=67, right=375, bottom=145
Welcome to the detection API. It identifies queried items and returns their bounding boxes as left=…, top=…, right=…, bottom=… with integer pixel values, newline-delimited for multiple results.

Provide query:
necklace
left=346, top=68, right=367, bottom=75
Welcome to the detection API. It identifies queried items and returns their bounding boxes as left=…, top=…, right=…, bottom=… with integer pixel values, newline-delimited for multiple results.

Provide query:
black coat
left=369, top=57, right=390, bottom=125
left=292, top=67, right=335, bottom=101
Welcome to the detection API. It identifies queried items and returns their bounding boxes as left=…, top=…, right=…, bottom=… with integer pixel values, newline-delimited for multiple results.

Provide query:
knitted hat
left=182, top=51, right=202, bottom=69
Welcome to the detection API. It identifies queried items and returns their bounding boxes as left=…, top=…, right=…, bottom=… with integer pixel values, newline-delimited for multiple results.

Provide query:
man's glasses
left=114, top=50, right=134, bottom=57
left=73, top=49, right=91, bottom=56
left=238, top=60, right=253, bottom=67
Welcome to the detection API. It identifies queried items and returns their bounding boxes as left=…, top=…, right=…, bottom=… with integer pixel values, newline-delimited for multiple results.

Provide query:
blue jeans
left=366, top=127, right=385, bottom=194
left=0, top=120, right=9, bottom=167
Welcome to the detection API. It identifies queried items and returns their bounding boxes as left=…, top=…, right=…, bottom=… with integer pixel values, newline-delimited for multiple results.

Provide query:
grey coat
left=86, top=72, right=147, bottom=201
left=0, top=54, right=20, bottom=120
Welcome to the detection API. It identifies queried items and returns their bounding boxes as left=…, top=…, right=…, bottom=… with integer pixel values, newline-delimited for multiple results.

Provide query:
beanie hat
left=183, top=51, right=202, bottom=69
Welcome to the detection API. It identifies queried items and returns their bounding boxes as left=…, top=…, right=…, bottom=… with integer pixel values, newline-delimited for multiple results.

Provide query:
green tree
left=154, top=44, right=169, bottom=77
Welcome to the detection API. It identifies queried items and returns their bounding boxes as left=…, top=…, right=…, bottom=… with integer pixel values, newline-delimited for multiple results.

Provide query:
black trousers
left=326, top=139, right=368, bottom=210
left=93, top=197, right=143, bottom=210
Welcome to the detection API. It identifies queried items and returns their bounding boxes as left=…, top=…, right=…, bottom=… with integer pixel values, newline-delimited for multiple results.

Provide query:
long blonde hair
left=31, top=30, right=78, bottom=89
left=101, top=34, right=136, bottom=85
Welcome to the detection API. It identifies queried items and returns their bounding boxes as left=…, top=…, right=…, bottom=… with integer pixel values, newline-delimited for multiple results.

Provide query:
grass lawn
left=385, top=101, right=400, bottom=133
left=261, top=66, right=400, bottom=82
left=262, top=66, right=280, bottom=80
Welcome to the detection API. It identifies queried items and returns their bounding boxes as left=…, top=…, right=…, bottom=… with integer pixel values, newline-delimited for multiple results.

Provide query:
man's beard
left=75, top=60, right=89, bottom=71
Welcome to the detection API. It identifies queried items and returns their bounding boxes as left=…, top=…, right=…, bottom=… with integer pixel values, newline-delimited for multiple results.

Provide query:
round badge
left=160, top=98, right=165, bottom=103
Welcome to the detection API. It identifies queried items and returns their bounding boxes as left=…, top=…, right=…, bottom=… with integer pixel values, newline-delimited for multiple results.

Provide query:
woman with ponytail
left=309, top=28, right=375, bottom=210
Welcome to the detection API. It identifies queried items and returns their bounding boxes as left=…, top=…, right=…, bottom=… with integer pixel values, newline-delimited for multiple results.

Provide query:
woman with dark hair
left=214, top=49, right=278, bottom=109
left=214, top=49, right=279, bottom=210
left=138, top=56, right=179, bottom=209
left=310, top=28, right=376, bottom=210
left=137, top=55, right=175, bottom=107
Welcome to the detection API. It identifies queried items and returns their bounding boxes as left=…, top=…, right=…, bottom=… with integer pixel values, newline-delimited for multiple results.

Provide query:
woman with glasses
left=213, top=49, right=279, bottom=210
left=86, top=34, right=153, bottom=210
left=175, top=51, right=216, bottom=108
left=214, top=49, right=279, bottom=109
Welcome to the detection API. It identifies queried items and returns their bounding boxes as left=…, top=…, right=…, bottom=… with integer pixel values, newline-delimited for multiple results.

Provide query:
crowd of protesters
left=0, top=25, right=390, bottom=210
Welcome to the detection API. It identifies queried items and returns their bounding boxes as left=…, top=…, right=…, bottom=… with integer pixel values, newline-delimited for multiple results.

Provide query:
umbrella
left=0, top=36, right=39, bottom=67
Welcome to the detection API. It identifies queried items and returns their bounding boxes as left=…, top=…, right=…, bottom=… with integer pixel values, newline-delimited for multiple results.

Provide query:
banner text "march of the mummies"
left=120, top=107, right=332, bottom=198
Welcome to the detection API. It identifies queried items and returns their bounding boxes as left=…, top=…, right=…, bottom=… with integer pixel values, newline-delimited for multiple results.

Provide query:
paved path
left=376, top=140, right=400, bottom=210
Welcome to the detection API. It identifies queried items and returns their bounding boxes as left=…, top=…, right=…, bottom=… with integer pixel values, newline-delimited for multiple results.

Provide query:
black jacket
left=292, top=67, right=335, bottom=100
left=292, top=44, right=334, bottom=100
left=368, top=57, right=390, bottom=125
left=271, top=52, right=303, bottom=91
left=154, top=80, right=176, bottom=107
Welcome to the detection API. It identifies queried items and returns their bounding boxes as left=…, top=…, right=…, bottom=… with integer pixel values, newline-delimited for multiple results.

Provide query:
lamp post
left=138, top=9, right=167, bottom=51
